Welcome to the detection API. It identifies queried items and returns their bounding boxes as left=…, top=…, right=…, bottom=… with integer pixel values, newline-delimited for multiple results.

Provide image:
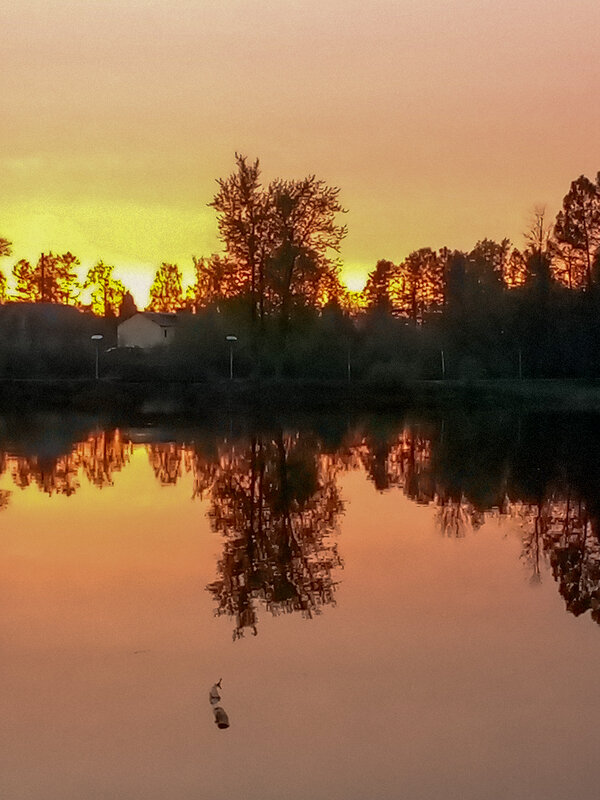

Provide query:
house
left=117, top=312, right=177, bottom=348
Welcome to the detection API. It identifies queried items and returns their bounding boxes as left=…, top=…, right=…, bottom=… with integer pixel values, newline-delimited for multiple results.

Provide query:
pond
left=2, top=409, right=600, bottom=800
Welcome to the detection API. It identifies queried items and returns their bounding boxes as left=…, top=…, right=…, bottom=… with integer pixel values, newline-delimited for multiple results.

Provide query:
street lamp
left=91, top=334, right=103, bottom=380
left=226, top=335, right=238, bottom=380
left=347, top=339, right=352, bottom=383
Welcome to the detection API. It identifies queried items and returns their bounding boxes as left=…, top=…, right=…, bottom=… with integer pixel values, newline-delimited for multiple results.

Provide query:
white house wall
left=117, top=315, right=173, bottom=348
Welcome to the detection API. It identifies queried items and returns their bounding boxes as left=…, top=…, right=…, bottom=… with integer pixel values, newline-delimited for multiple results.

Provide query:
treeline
left=3, top=161, right=600, bottom=380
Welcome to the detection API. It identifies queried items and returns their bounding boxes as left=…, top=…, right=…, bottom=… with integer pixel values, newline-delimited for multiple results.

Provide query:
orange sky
left=2, top=0, right=600, bottom=304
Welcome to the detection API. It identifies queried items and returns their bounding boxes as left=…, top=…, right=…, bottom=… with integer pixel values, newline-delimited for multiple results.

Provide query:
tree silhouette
left=186, top=255, right=239, bottom=311
left=505, top=247, right=527, bottom=287
left=468, top=238, right=510, bottom=288
left=397, top=248, right=444, bottom=324
left=84, top=261, right=127, bottom=317
left=119, top=290, right=138, bottom=320
left=0, top=237, right=11, bottom=258
left=364, top=259, right=397, bottom=313
left=13, top=251, right=80, bottom=304
left=211, top=155, right=346, bottom=330
left=265, top=177, right=346, bottom=317
left=146, top=262, right=184, bottom=312
left=525, top=206, right=553, bottom=257
left=0, top=238, right=10, bottom=302
left=210, top=154, right=274, bottom=321
left=553, top=174, right=600, bottom=290
left=0, top=270, right=7, bottom=303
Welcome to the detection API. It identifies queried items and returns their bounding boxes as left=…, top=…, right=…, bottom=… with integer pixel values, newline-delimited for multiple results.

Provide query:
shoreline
left=0, top=377, right=598, bottom=415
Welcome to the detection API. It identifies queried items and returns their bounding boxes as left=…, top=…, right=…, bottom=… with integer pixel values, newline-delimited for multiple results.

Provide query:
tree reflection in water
left=205, top=432, right=344, bottom=639
left=6, top=428, right=131, bottom=496
left=520, top=498, right=600, bottom=621
left=3, top=412, right=600, bottom=627
left=148, top=442, right=183, bottom=486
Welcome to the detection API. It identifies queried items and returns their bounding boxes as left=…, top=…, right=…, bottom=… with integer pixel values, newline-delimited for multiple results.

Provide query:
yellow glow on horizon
left=0, top=199, right=205, bottom=307
left=3, top=0, right=600, bottom=308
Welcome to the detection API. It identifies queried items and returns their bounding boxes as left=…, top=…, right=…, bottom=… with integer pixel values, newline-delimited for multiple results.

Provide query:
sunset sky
left=2, top=0, right=600, bottom=303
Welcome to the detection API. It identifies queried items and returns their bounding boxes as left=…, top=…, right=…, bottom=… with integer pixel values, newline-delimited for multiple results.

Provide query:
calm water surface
left=2, top=411, right=600, bottom=800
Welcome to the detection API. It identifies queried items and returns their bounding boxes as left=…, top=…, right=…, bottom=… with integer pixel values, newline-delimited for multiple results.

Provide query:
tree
left=83, top=261, right=127, bottom=317
left=211, top=156, right=347, bottom=324
left=520, top=208, right=554, bottom=289
left=505, top=247, right=527, bottom=287
left=364, top=259, right=397, bottom=312
left=13, top=251, right=80, bottom=304
left=553, top=174, right=600, bottom=289
left=316, top=268, right=345, bottom=308
left=524, top=205, right=552, bottom=256
left=468, top=238, right=511, bottom=287
left=0, top=239, right=10, bottom=303
left=444, top=250, right=469, bottom=310
left=186, top=254, right=239, bottom=311
left=146, top=262, right=184, bottom=312
left=265, top=177, right=346, bottom=314
left=550, top=237, right=578, bottom=289
left=210, top=154, right=274, bottom=320
left=524, top=249, right=553, bottom=289
left=119, top=291, right=138, bottom=320
left=0, top=238, right=11, bottom=258
left=396, top=248, right=444, bottom=324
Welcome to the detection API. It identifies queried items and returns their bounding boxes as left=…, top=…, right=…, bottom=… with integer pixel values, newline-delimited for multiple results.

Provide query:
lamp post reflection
left=91, top=334, right=103, bottom=380
left=226, top=335, right=238, bottom=380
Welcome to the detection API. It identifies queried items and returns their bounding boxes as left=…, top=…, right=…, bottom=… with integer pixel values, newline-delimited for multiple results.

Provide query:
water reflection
left=209, top=679, right=230, bottom=729
left=2, top=411, right=600, bottom=628
left=203, top=432, right=344, bottom=639
left=148, top=431, right=345, bottom=638
left=5, top=425, right=131, bottom=495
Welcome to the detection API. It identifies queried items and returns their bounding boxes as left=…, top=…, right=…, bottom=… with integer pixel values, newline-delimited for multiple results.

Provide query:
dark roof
left=126, top=312, right=178, bottom=328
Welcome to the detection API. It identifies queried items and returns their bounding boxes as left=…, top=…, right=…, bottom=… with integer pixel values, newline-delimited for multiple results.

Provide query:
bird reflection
left=213, top=707, right=230, bottom=729
left=208, top=679, right=229, bottom=730
left=209, top=679, right=222, bottom=705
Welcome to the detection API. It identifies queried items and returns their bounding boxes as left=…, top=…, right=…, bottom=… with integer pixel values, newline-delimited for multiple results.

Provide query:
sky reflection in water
left=2, top=411, right=600, bottom=799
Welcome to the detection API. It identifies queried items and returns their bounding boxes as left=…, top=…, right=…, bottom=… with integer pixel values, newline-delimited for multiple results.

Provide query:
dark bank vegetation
left=2, top=162, right=600, bottom=394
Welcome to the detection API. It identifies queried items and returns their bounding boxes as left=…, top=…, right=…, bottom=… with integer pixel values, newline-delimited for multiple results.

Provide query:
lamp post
left=91, top=334, right=103, bottom=380
left=226, top=335, right=238, bottom=380
left=347, top=340, right=352, bottom=383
